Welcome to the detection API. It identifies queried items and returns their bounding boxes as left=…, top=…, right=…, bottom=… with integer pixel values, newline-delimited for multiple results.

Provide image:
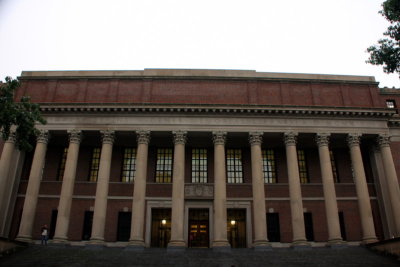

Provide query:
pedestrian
left=41, top=224, right=48, bottom=245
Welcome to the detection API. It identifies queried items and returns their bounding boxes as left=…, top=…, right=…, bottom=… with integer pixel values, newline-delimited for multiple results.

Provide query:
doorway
left=227, top=209, right=246, bottom=248
left=267, top=212, right=281, bottom=242
left=150, top=208, right=171, bottom=247
left=188, top=209, right=209, bottom=248
left=82, top=211, right=93, bottom=240
left=117, top=212, right=131, bottom=241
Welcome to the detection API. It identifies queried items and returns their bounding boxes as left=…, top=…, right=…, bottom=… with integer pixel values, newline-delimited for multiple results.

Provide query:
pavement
left=0, top=244, right=399, bottom=267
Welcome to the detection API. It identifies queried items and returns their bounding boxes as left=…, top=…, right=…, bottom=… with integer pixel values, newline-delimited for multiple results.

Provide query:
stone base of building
left=253, top=240, right=272, bottom=251
left=167, top=240, right=186, bottom=251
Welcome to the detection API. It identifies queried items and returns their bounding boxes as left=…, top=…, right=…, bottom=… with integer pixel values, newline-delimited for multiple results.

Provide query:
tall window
left=330, top=150, right=339, bottom=183
left=262, top=149, right=277, bottom=183
left=57, top=148, right=68, bottom=181
left=155, top=148, right=173, bottom=183
left=297, top=149, right=309, bottom=183
left=88, top=147, right=101, bottom=182
left=192, top=148, right=208, bottom=183
left=227, top=149, right=243, bottom=183
left=121, top=148, right=137, bottom=183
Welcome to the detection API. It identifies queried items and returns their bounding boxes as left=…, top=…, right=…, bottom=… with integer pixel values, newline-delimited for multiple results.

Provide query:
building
left=0, top=69, right=400, bottom=249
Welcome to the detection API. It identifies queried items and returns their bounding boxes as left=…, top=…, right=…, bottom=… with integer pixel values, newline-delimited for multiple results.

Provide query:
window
left=121, top=148, right=137, bottom=183
left=227, top=149, right=243, bottom=183
left=297, top=150, right=309, bottom=183
left=88, top=147, right=101, bottom=182
left=155, top=148, right=173, bottom=183
left=262, top=149, right=277, bottom=183
left=57, top=148, right=68, bottom=181
left=386, top=99, right=396, bottom=109
left=330, top=150, right=339, bottom=183
left=191, top=148, right=208, bottom=183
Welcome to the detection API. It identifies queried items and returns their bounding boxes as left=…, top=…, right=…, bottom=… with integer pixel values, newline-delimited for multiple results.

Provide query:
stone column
left=249, top=132, right=270, bottom=249
left=16, top=130, right=50, bottom=242
left=53, top=130, right=81, bottom=243
left=284, top=132, right=308, bottom=246
left=347, top=133, right=377, bottom=244
left=316, top=133, right=343, bottom=245
left=89, top=130, right=114, bottom=244
left=129, top=131, right=150, bottom=248
left=377, top=134, right=400, bottom=237
left=0, top=132, right=17, bottom=237
left=212, top=131, right=230, bottom=249
left=168, top=131, right=187, bottom=249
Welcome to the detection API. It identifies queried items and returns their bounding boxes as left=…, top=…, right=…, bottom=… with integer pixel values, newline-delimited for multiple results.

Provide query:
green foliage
left=367, top=0, right=400, bottom=76
left=0, top=77, right=46, bottom=151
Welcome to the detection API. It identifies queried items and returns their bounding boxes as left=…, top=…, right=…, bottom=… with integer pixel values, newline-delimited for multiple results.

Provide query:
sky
left=0, top=0, right=399, bottom=88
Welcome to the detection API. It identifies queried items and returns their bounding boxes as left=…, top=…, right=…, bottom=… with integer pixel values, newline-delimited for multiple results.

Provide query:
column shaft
left=129, top=131, right=150, bottom=247
left=316, top=134, right=342, bottom=244
left=377, top=135, right=400, bottom=236
left=16, top=131, right=49, bottom=242
left=53, top=130, right=81, bottom=242
left=168, top=131, right=187, bottom=248
left=249, top=132, right=269, bottom=248
left=212, top=132, right=230, bottom=248
left=347, top=134, right=377, bottom=244
left=90, top=131, right=114, bottom=244
left=284, top=132, right=308, bottom=246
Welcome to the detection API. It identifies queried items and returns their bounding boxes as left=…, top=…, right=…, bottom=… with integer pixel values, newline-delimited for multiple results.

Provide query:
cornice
left=38, top=103, right=396, bottom=119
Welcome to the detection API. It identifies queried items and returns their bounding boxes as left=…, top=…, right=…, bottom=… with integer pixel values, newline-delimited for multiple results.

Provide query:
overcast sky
left=0, top=0, right=399, bottom=88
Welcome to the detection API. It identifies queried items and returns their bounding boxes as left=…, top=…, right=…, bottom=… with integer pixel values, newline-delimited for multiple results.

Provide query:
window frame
left=297, top=149, right=309, bottom=184
left=191, top=148, right=208, bottom=183
left=88, top=147, right=101, bottom=182
left=226, top=149, right=244, bottom=184
left=262, top=149, right=277, bottom=183
left=57, top=147, right=68, bottom=181
left=121, top=147, right=137, bottom=183
left=155, top=148, right=173, bottom=183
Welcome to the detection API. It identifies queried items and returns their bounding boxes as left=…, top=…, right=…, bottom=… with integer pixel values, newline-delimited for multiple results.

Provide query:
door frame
left=184, top=201, right=213, bottom=248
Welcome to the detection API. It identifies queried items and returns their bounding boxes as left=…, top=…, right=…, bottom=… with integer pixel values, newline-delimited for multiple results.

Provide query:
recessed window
left=191, top=148, right=208, bottom=183
left=227, top=149, right=243, bottom=183
left=121, top=148, right=137, bottom=183
left=262, top=149, right=277, bottom=183
left=57, top=147, right=68, bottom=181
left=330, top=150, right=339, bottom=183
left=88, top=147, right=101, bottom=182
left=297, top=150, right=309, bottom=183
left=386, top=99, right=396, bottom=108
left=155, top=148, right=173, bottom=183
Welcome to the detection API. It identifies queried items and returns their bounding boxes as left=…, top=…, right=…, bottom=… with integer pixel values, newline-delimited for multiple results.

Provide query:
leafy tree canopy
left=367, top=0, right=400, bottom=76
left=0, top=77, right=46, bottom=151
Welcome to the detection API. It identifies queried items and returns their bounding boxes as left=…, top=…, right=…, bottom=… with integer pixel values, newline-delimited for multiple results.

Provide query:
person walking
left=41, top=224, right=48, bottom=245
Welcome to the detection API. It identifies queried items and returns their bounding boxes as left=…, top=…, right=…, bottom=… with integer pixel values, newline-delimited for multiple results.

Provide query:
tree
left=0, top=77, right=46, bottom=151
left=367, top=0, right=400, bottom=76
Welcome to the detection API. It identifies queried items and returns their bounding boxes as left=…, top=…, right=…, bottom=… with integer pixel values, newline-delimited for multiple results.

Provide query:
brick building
left=0, top=69, right=400, bottom=249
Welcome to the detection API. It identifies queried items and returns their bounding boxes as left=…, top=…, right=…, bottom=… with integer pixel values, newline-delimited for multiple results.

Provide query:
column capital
left=347, top=133, right=361, bottom=148
left=316, top=133, right=330, bottom=147
left=68, top=130, right=82, bottom=144
left=136, top=130, right=150, bottom=145
left=5, top=131, right=16, bottom=144
left=249, top=132, right=263, bottom=146
left=100, top=130, right=115, bottom=144
left=173, top=131, right=187, bottom=145
left=36, top=130, right=50, bottom=144
left=377, top=134, right=391, bottom=148
left=212, top=131, right=227, bottom=145
left=284, top=132, right=298, bottom=146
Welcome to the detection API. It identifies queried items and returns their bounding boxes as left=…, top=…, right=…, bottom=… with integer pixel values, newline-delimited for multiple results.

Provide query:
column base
left=361, top=237, right=378, bottom=245
left=291, top=239, right=311, bottom=250
left=326, top=239, right=347, bottom=248
left=212, top=240, right=231, bottom=252
left=167, top=240, right=186, bottom=251
left=253, top=240, right=272, bottom=251
left=15, top=235, right=34, bottom=244
left=86, top=237, right=105, bottom=249
left=51, top=236, right=69, bottom=244
left=127, top=239, right=145, bottom=250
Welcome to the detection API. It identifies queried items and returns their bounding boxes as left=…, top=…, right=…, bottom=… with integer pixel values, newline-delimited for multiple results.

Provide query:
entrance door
left=151, top=208, right=171, bottom=247
left=188, top=209, right=209, bottom=248
left=267, top=212, right=281, bottom=242
left=227, top=209, right=246, bottom=248
left=49, top=210, right=58, bottom=239
left=82, top=211, right=93, bottom=240
left=117, top=212, right=131, bottom=241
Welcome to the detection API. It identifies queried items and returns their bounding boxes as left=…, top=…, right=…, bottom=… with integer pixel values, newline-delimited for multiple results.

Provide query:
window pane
left=191, top=149, right=208, bottom=183
left=88, top=148, right=101, bottom=182
left=57, top=147, right=68, bottom=181
left=226, top=149, right=243, bottom=183
left=155, top=148, right=173, bottom=183
left=262, top=149, right=277, bottom=183
left=121, top=148, right=137, bottom=182
left=297, top=150, right=309, bottom=183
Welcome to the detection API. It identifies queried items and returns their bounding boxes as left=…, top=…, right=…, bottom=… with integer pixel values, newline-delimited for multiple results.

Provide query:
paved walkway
left=0, top=245, right=399, bottom=267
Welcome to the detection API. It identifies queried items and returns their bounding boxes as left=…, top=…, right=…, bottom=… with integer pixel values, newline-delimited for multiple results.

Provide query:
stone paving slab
left=0, top=245, right=399, bottom=267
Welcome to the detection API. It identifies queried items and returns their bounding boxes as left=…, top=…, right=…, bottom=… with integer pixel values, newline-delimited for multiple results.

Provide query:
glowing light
left=230, top=220, right=236, bottom=226
left=161, top=219, right=167, bottom=225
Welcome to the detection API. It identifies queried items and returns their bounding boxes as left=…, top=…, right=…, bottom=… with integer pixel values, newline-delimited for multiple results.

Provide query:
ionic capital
left=212, top=131, right=227, bottom=145
left=377, top=134, right=391, bottom=148
left=36, top=130, right=50, bottom=144
left=316, top=133, right=330, bottom=147
left=173, top=131, right=187, bottom=145
left=68, top=130, right=82, bottom=144
left=249, top=132, right=263, bottom=146
left=101, top=130, right=115, bottom=144
left=284, top=132, right=297, bottom=146
left=347, top=133, right=361, bottom=148
left=136, top=130, right=150, bottom=145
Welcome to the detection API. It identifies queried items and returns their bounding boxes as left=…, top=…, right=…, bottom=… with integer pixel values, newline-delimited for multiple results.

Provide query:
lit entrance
left=151, top=208, right=171, bottom=248
left=227, top=209, right=246, bottom=248
left=188, top=209, right=209, bottom=248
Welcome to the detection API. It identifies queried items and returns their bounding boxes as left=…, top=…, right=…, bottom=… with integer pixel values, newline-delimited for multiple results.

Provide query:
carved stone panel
left=185, top=184, right=214, bottom=199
